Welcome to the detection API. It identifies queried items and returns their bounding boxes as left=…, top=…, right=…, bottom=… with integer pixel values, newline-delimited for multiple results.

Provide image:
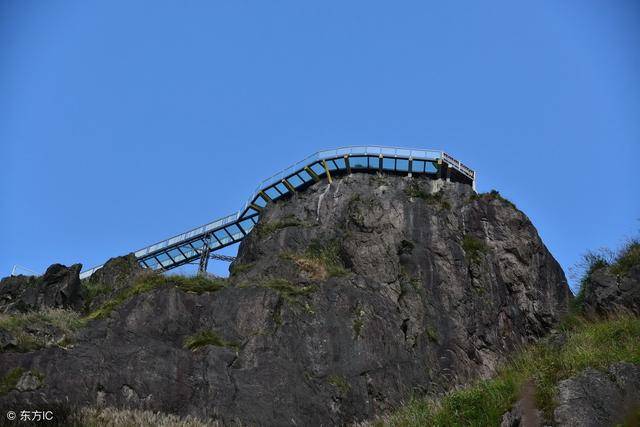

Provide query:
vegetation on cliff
left=373, top=315, right=640, bottom=426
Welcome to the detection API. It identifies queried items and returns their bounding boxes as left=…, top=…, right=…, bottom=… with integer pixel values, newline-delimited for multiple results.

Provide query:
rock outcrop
left=554, top=363, right=640, bottom=426
left=0, top=175, right=571, bottom=425
left=582, top=264, right=640, bottom=317
left=0, top=263, right=83, bottom=313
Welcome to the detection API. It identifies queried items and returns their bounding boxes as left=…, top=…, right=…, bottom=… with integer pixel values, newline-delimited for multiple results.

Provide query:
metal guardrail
left=79, top=146, right=475, bottom=279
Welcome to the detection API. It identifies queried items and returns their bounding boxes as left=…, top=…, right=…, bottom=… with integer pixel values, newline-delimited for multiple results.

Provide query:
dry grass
left=72, top=407, right=223, bottom=427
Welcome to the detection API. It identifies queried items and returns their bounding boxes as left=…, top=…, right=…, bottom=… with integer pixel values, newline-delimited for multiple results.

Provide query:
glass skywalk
left=80, top=146, right=475, bottom=279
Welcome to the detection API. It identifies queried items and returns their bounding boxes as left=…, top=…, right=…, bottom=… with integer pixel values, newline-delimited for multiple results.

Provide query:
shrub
left=462, top=234, right=486, bottom=264
left=184, top=330, right=238, bottom=351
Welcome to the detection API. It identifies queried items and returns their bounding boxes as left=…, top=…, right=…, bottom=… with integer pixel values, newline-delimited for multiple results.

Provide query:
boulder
left=554, top=363, right=640, bottom=426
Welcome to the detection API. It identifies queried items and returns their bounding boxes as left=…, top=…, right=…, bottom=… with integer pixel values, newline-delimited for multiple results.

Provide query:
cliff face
left=0, top=174, right=571, bottom=425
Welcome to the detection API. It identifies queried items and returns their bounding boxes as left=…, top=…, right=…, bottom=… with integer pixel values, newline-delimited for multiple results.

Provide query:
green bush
left=462, top=234, right=486, bottom=264
left=184, top=330, right=238, bottom=351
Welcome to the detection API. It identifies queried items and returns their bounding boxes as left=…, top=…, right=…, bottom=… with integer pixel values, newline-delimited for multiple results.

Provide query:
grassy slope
left=372, top=315, right=640, bottom=426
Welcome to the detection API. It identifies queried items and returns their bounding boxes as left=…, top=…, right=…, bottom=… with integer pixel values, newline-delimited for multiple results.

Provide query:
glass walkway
left=80, top=146, right=475, bottom=279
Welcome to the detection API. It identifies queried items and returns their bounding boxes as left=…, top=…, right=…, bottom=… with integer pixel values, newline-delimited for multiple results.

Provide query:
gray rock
left=0, top=328, right=17, bottom=350
left=554, top=363, right=640, bottom=426
left=0, top=263, right=83, bottom=313
left=583, top=264, right=640, bottom=317
left=0, top=175, right=571, bottom=425
left=15, top=371, right=43, bottom=392
left=84, top=254, right=144, bottom=311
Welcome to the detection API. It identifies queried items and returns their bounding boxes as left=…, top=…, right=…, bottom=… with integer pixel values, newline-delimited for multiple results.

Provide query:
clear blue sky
left=1, top=2, right=638, bottom=288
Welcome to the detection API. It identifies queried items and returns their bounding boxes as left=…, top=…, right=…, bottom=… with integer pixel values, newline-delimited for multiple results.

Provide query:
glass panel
left=298, top=170, right=312, bottom=182
left=226, top=224, right=242, bottom=236
left=396, top=159, right=409, bottom=172
left=310, top=162, right=325, bottom=175
left=168, top=249, right=184, bottom=261
left=275, top=182, right=289, bottom=194
left=287, top=175, right=304, bottom=187
left=350, top=156, right=367, bottom=168
left=426, top=161, right=438, bottom=173
left=327, top=159, right=339, bottom=170
left=412, top=160, right=426, bottom=173
left=333, top=158, right=346, bottom=169
left=265, top=187, right=280, bottom=199
left=191, top=239, right=205, bottom=249
left=143, top=258, right=158, bottom=268
left=255, top=196, right=267, bottom=207
left=180, top=245, right=197, bottom=258
left=382, top=158, right=395, bottom=170
left=368, top=156, right=380, bottom=168
left=240, top=219, right=255, bottom=233
left=214, top=230, right=232, bottom=245
left=242, top=207, right=259, bottom=218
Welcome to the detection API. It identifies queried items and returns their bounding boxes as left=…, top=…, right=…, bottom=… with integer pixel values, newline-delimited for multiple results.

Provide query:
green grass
left=257, top=215, right=304, bottom=238
left=85, top=274, right=227, bottom=321
left=281, top=238, right=350, bottom=279
left=183, top=330, right=238, bottom=351
left=229, top=262, right=254, bottom=276
left=328, top=374, right=351, bottom=395
left=0, top=367, right=25, bottom=396
left=462, top=234, right=486, bottom=265
left=83, top=281, right=113, bottom=306
left=0, top=308, right=85, bottom=352
left=376, top=315, right=640, bottom=426
left=263, top=278, right=316, bottom=298
left=305, top=238, right=350, bottom=277
left=610, top=240, right=640, bottom=277
left=169, top=275, right=228, bottom=294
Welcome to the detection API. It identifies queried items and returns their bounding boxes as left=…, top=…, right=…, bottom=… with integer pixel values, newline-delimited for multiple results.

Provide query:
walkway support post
left=198, top=234, right=212, bottom=274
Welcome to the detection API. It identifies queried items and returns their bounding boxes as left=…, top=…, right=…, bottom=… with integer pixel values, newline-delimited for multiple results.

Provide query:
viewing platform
left=80, top=146, right=475, bottom=279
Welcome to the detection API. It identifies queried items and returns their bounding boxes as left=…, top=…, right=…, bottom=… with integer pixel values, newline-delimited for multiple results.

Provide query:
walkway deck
left=80, top=146, right=475, bottom=279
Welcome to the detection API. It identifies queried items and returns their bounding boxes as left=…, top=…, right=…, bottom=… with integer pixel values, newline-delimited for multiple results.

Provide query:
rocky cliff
left=0, top=174, right=572, bottom=425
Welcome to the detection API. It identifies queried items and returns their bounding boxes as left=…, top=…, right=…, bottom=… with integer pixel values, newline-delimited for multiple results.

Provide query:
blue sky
left=1, top=1, right=638, bottom=288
